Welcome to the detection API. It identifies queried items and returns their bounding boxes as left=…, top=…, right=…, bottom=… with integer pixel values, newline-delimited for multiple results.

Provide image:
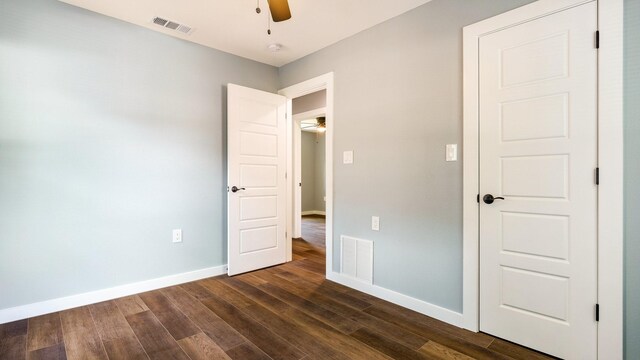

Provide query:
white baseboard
left=301, top=210, right=326, bottom=216
left=327, top=271, right=465, bottom=328
left=0, top=265, right=227, bottom=324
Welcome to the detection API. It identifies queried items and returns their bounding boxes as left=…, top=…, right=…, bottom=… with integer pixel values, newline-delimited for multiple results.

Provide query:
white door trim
left=279, top=73, right=334, bottom=272
left=462, top=0, right=623, bottom=357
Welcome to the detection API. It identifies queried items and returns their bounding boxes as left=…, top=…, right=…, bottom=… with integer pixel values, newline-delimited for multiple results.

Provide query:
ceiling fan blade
left=267, top=0, right=291, bottom=22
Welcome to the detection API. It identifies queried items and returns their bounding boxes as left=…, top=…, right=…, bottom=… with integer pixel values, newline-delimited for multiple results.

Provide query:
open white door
left=227, top=84, right=287, bottom=276
left=478, top=2, right=598, bottom=359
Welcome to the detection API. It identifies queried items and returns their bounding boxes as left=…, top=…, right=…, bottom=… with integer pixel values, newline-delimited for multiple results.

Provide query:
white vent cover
left=152, top=17, right=193, bottom=35
left=341, top=236, right=373, bottom=284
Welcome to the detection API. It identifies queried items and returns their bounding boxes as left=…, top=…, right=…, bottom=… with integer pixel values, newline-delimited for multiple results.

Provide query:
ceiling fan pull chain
left=255, top=0, right=290, bottom=35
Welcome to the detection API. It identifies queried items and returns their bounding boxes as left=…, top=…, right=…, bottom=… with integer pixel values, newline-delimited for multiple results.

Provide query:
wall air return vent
left=151, top=17, right=194, bottom=35
left=340, top=235, right=373, bottom=284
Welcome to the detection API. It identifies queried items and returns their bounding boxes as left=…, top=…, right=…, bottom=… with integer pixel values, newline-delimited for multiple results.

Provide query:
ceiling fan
left=301, top=117, right=326, bottom=133
left=256, top=0, right=292, bottom=22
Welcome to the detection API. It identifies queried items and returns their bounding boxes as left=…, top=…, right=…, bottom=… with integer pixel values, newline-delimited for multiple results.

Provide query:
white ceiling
left=59, top=0, right=431, bottom=67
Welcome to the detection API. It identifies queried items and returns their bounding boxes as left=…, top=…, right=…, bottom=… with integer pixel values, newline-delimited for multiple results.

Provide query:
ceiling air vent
left=165, top=21, right=180, bottom=30
left=151, top=17, right=193, bottom=35
left=152, top=17, right=168, bottom=26
left=176, top=25, right=192, bottom=34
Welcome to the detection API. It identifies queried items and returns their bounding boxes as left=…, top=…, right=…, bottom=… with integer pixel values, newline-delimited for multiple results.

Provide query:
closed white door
left=227, top=84, right=287, bottom=276
left=479, top=2, right=598, bottom=359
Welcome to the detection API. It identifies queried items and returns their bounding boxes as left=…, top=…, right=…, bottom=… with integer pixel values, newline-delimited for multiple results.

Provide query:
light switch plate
left=446, top=144, right=458, bottom=162
left=343, top=150, right=354, bottom=164
left=371, top=216, right=380, bottom=231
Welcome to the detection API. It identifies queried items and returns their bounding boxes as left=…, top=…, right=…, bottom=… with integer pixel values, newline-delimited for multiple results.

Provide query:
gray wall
left=314, top=133, right=326, bottom=212
left=292, top=90, right=327, bottom=115
left=624, top=0, right=639, bottom=358
left=2, top=0, right=637, bottom=353
left=301, top=132, right=326, bottom=212
left=279, top=0, right=535, bottom=312
left=301, top=132, right=317, bottom=212
left=0, top=0, right=278, bottom=310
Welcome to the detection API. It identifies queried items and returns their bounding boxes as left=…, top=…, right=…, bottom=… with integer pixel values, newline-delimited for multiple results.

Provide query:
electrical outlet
left=173, top=229, right=182, bottom=243
left=371, top=216, right=380, bottom=231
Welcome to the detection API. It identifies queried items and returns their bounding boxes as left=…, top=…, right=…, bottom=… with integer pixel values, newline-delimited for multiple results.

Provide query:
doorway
left=279, top=73, right=334, bottom=275
left=299, top=113, right=327, bottom=244
left=226, top=73, right=334, bottom=277
left=291, top=91, right=327, bottom=257
left=300, top=127, right=326, bottom=218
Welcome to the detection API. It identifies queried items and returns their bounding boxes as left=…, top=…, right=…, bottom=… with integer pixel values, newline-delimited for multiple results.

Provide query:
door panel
left=228, top=84, right=287, bottom=276
left=501, top=93, right=569, bottom=142
left=240, top=164, right=278, bottom=187
left=500, top=31, right=569, bottom=88
left=479, top=3, right=598, bottom=359
left=240, top=226, right=278, bottom=253
left=501, top=212, right=569, bottom=260
left=239, top=132, right=278, bottom=156
left=501, top=155, right=568, bottom=198
left=500, top=266, right=569, bottom=321
left=240, top=196, right=278, bottom=221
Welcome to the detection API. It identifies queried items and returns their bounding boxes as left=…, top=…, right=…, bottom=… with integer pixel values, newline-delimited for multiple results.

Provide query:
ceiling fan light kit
left=301, top=117, right=326, bottom=133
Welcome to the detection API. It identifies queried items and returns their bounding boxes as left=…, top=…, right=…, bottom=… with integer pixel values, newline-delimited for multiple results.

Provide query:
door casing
left=462, top=0, right=623, bottom=358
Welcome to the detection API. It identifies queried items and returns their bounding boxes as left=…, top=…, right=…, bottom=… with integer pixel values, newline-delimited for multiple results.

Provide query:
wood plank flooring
left=0, top=215, right=555, bottom=360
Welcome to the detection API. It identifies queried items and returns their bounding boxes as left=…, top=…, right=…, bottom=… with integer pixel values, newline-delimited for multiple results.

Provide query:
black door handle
left=483, top=194, right=505, bottom=204
left=231, top=186, right=246, bottom=193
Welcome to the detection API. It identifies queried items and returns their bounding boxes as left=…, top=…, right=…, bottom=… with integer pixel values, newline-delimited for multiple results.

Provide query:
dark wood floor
left=0, top=215, right=554, bottom=360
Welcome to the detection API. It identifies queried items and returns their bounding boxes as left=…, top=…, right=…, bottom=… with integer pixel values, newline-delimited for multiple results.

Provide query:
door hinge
left=285, top=231, right=288, bottom=239
left=226, top=186, right=229, bottom=192
left=477, top=194, right=480, bottom=203
left=595, top=30, right=600, bottom=49
left=595, top=167, right=600, bottom=185
left=596, top=303, right=600, bottom=321
left=285, top=172, right=288, bottom=179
